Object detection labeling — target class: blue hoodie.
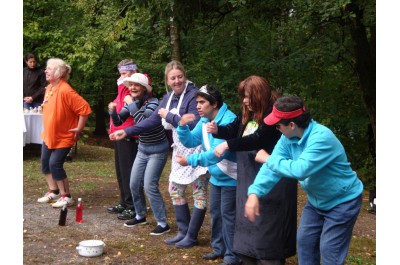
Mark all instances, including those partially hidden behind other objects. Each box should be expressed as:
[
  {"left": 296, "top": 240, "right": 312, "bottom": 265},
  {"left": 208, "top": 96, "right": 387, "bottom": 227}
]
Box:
[
  {"left": 177, "top": 103, "right": 237, "bottom": 187},
  {"left": 248, "top": 120, "right": 363, "bottom": 210}
]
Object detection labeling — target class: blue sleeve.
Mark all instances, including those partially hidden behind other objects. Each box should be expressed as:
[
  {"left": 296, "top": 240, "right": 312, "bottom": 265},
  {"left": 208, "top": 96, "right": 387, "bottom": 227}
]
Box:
[
  {"left": 144, "top": 100, "right": 159, "bottom": 118},
  {"left": 267, "top": 130, "right": 342, "bottom": 180},
  {"left": 165, "top": 93, "right": 200, "bottom": 130},
  {"left": 248, "top": 163, "right": 282, "bottom": 197},
  {"left": 134, "top": 100, "right": 160, "bottom": 123},
  {"left": 187, "top": 110, "right": 237, "bottom": 167},
  {"left": 110, "top": 105, "right": 131, "bottom": 126},
  {"left": 124, "top": 105, "right": 161, "bottom": 137},
  {"left": 123, "top": 97, "right": 166, "bottom": 137},
  {"left": 126, "top": 101, "right": 140, "bottom": 116},
  {"left": 177, "top": 121, "right": 202, "bottom": 148},
  {"left": 186, "top": 134, "right": 230, "bottom": 167}
]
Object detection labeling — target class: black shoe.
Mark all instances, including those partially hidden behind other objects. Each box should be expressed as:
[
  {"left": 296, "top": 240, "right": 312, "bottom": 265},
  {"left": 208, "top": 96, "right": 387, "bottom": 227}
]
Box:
[
  {"left": 107, "top": 204, "right": 126, "bottom": 214},
  {"left": 203, "top": 251, "right": 223, "bottom": 260},
  {"left": 150, "top": 224, "right": 171, "bottom": 236},
  {"left": 368, "top": 207, "right": 376, "bottom": 214},
  {"left": 118, "top": 209, "right": 136, "bottom": 220},
  {"left": 124, "top": 217, "right": 147, "bottom": 228}
]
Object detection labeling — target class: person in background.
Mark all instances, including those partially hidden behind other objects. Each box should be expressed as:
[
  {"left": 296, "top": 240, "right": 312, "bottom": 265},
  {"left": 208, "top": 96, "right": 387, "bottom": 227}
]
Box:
[
  {"left": 23, "top": 53, "right": 47, "bottom": 109},
  {"left": 37, "top": 58, "right": 91, "bottom": 208},
  {"left": 211, "top": 75, "right": 297, "bottom": 265},
  {"left": 176, "top": 84, "right": 241, "bottom": 265},
  {"left": 106, "top": 59, "right": 139, "bottom": 221},
  {"left": 110, "top": 73, "right": 171, "bottom": 236},
  {"left": 109, "top": 60, "right": 209, "bottom": 249},
  {"left": 245, "top": 95, "right": 363, "bottom": 265}
]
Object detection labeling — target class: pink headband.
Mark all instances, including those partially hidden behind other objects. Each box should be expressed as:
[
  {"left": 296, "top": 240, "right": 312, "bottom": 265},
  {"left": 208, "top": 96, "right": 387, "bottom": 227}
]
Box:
[
  {"left": 264, "top": 105, "right": 306, "bottom": 125},
  {"left": 272, "top": 105, "right": 305, "bottom": 119},
  {"left": 118, "top": 64, "right": 138, "bottom": 71}
]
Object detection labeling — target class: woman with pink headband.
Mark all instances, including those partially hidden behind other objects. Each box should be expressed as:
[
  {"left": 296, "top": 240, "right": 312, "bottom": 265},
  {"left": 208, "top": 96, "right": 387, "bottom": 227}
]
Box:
[
  {"left": 106, "top": 59, "right": 140, "bottom": 221},
  {"left": 245, "top": 95, "right": 363, "bottom": 265}
]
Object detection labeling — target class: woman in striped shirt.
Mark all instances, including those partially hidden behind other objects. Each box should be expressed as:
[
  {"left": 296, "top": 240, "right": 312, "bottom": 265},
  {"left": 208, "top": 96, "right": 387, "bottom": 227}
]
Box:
[{"left": 109, "top": 73, "right": 171, "bottom": 236}]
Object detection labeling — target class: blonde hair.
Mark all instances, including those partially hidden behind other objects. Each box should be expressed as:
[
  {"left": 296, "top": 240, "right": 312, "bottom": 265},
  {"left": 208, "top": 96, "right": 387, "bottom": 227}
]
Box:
[
  {"left": 164, "top": 60, "right": 186, "bottom": 92},
  {"left": 118, "top": 59, "right": 135, "bottom": 68},
  {"left": 46, "top": 58, "right": 72, "bottom": 81}
]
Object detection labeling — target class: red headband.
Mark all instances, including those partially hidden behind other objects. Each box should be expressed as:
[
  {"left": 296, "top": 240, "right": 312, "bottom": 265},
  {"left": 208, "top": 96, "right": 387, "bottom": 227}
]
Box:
[{"left": 264, "top": 105, "right": 306, "bottom": 125}]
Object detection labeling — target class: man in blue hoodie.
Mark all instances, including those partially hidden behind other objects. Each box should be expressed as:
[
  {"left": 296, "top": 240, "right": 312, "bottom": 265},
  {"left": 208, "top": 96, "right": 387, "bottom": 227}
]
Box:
[
  {"left": 176, "top": 84, "right": 241, "bottom": 265},
  {"left": 245, "top": 95, "right": 364, "bottom": 265}
]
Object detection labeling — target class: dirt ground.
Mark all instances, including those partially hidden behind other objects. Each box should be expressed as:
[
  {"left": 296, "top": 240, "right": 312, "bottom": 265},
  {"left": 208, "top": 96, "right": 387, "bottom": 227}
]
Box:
[{"left": 22, "top": 137, "right": 376, "bottom": 264}]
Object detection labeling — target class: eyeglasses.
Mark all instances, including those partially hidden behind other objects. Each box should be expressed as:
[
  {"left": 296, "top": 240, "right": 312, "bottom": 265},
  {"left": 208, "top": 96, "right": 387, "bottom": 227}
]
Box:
[{"left": 275, "top": 123, "right": 282, "bottom": 129}]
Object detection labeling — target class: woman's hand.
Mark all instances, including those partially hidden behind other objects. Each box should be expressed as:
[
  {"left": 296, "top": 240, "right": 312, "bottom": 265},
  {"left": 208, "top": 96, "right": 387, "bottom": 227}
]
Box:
[
  {"left": 175, "top": 155, "right": 188, "bottom": 166},
  {"left": 108, "top": 102, "right": 117, "bottom": 112},
  {"left": 214, "top": 141, "right": 228, "bottom": 158},
  {"left": 24, "top": 97, "right": 33, "bottom": 103},
  {"left": 109, "top": 130, "right": 127, "bottom": 141},
  {"left": 206, "top": 121, "right": 218, "bottom": 134},
  {"left": 244, "top": 194, "right": 260, "bottom": 223},
  {"left": 69, "top": 127, "right": 82, "bottom": 141},
  {"left": 124, "top": 95, "right": 133, "bottom": 105},
  {"left": 179, "top": 114, "right": 196, "bottom": 126},
  {"left": 158, "top": 108, "right": 169, "bottom": 119},
  {"left": 255, "top": 149, "right": 270, "bottom": 163},
  {"left": 69, "top": 115, "right": 89, "bottom": 140}
]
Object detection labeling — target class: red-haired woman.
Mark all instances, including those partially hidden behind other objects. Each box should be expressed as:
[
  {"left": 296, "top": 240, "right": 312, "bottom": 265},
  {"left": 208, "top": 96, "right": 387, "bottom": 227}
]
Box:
[{"left": 210, "top": 75, "right": 297, "bottom": 264}]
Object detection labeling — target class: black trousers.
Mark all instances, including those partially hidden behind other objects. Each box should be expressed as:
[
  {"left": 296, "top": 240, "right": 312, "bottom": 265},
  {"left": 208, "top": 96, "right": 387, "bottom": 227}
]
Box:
[{"left": 114, "top": 138, "right": 138, "bottom": 211}]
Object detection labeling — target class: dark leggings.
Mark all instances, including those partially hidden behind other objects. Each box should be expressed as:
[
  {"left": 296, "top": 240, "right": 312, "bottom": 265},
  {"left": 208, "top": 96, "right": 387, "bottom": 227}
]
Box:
[{"left": 41, "top": 143, "right": 72, "bottom": 181}]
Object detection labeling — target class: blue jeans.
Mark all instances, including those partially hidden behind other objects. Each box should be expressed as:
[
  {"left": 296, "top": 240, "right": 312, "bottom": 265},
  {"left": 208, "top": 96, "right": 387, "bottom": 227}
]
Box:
[
  {"left": 130, "top": 142, "right": 169, "bottom": 224},
  {"left": 209, "top": 183, "right": 240, "bottom": 264},
  {"left": 41, "top": 143, "right": 72, "bottom": 181},
  {"left": 297, "top": 194, "right": 362, "bottom": 265}
]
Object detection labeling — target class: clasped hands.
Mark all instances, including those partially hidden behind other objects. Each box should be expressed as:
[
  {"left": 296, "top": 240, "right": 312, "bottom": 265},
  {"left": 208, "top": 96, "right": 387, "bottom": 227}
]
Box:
[
  {"left": 109, "top": 130, "right": 127, "bottom": 141},
  {"left": 23, "top": 97, "right": 33, "bottom": 103}
]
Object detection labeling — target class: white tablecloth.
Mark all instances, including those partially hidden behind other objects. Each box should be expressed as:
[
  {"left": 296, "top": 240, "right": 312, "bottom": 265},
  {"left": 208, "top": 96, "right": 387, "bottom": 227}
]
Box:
[{"left": 23, "top": 113, "right": 43, "bottom": 146}]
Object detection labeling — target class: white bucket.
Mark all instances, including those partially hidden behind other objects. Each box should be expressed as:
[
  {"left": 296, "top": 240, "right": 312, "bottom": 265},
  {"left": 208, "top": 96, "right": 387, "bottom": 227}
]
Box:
[{"left": 76, "top": 239, "right": 106, "bottom": 257}]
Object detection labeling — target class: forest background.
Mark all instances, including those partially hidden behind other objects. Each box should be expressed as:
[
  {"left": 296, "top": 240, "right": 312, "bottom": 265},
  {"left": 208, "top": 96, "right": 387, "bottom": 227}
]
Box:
[
  {"left": 8, "top": 0, "right": 383, "bottom": 262},
  {"left": 22, "top": 0, "right": 376, "bottom": 192}
]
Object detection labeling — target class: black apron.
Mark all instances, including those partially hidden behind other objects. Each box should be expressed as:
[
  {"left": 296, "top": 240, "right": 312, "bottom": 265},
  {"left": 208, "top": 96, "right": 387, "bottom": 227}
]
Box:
[{"left": 233, "top": 135, "right": 297, "bottom": 260}]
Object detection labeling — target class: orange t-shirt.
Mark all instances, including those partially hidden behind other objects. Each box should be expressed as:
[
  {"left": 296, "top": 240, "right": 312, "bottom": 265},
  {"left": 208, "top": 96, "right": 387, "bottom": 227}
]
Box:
[{"left": 41, "top": 80, "right": 92, "bottom": 149}]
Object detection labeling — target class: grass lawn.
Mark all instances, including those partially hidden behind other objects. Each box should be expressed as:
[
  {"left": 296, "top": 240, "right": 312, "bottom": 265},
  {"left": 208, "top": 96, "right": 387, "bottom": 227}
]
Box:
[{"left": 23, "top": 142, "right": 376, "bottom": 264}]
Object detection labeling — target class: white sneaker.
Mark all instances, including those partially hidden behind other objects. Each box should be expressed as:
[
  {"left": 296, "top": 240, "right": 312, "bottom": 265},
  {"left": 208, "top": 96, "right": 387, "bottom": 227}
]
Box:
[
  {"left": 37, "top": 191, "right": 60, "bottom": 203},
  {"left": 52, "top": 196, "right": 75, "bottom": 208}
]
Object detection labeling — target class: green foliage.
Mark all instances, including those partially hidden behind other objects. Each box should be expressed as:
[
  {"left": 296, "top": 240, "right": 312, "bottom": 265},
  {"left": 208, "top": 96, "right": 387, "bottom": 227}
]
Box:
[{"left": 23, "top": 0, "right": 375, "bottom": 187}]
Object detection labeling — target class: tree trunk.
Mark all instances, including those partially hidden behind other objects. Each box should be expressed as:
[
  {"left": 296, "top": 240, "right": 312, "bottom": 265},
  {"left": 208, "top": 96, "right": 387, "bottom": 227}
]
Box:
[
  {"left": 93, "top": 95, "right": 108, "bottom": 136},
  {"left": 170, "top": 16, "right": 181, "bottom": 62},
  {"left": 345, "top": 3, "right": 376, "bottom": 157}
]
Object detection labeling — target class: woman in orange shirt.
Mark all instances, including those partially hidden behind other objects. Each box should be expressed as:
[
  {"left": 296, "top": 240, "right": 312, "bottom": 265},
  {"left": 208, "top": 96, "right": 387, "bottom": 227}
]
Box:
[{"left": 37, "top": 58, "right": 92, "bottom": 208}]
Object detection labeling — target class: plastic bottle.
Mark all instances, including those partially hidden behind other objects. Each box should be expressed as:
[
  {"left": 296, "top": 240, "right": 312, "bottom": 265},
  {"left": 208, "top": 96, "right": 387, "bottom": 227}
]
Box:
[
  {"left": 58, "top": 205, "right": 68, "bottom": 226},
  {"left": 76, "top": 198, "right": 83, "bottom": 223}
]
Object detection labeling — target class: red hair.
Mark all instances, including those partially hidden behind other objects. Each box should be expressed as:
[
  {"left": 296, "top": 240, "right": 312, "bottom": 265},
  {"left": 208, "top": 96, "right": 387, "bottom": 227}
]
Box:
[{"left": 238, "top": 75, "right": 278, "bottom": 125}]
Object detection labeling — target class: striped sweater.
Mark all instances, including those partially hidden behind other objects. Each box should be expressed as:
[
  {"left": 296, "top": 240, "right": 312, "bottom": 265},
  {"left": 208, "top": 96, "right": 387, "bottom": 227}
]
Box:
[{"left": 110, "top": 97, "right": 166, "bottom": 144}]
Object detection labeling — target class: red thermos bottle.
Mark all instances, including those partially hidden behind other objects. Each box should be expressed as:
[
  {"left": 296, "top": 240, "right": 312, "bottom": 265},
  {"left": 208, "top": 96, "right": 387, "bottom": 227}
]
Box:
[{"left": 76, "top": 198, "right": 83, "bottom": 223}]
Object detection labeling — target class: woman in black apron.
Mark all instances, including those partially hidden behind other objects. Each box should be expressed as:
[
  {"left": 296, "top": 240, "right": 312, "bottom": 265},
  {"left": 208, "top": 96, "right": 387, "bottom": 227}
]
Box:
[{"left": 211, "top": 75, "right": 297, "bottom": 265}]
